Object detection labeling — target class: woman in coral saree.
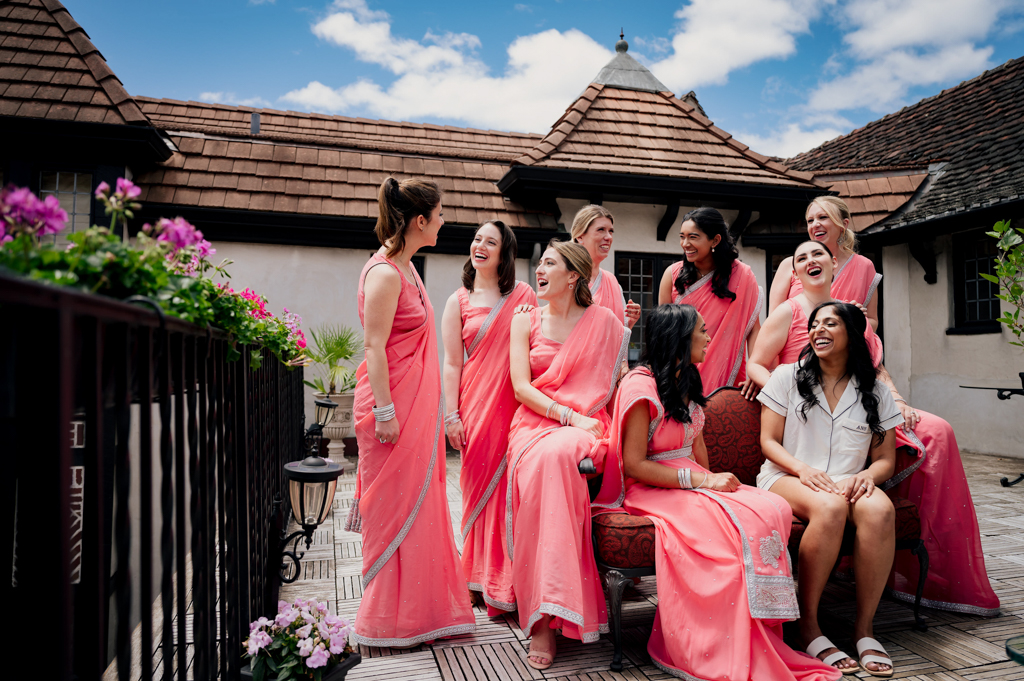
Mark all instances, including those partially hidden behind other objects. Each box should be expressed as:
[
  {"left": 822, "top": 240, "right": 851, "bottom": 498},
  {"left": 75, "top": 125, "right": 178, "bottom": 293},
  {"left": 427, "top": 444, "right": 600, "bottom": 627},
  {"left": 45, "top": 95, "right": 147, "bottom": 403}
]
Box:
[
  {"left": 570, "top": 204, "right": 641, "bottom": 329},
  {"left": 658, "top": 207, "right": 762, "bottom": 395},
  {"left": 754, "top": 236, "right": 999, "bottom": 617},
  {"left": 596, "top": 304, "right": 839, "bottom": 681},
  {"left": 442, "top": 220, "right": 536, "bottom": 615},
  {"left": 507, "top": 240, "right": 629, "bottom": 669},
  {"left": 348, "top": 177, "right": 476, "bottom": 646}
]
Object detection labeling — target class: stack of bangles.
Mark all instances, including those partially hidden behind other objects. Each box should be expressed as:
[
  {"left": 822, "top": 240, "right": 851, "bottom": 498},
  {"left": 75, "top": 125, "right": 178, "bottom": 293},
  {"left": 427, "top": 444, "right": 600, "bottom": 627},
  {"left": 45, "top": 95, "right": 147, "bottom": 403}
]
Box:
[
  {"left": 545, "top": 400, "right": 578, "bottom": 426},
  {"left": 677, "top": 468, "right": 708, "bottom": 490},
  {"left": 372, "top": 403, "right": 396, "bottom": 422},
  {"left": 444, "top": 410, "right": 461, "bottom": 426}
]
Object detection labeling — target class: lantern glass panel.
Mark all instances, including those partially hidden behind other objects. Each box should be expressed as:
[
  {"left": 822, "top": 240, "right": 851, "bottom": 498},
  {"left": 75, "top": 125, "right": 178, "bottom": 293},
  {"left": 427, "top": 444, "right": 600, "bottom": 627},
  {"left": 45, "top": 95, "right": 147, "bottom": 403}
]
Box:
[{"left": 289, "top": 478, "right": 338, "bottom": 527}]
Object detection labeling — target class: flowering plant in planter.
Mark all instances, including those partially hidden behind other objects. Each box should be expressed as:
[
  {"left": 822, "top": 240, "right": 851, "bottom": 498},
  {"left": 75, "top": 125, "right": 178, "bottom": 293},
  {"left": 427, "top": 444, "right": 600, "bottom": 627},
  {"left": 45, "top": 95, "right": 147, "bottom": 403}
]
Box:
[
  {"left": 0, "top": 181, "right": 306, "bottom": 368},
  {"left": 243, "top": 598, "right": 357, "bottom": 681}
]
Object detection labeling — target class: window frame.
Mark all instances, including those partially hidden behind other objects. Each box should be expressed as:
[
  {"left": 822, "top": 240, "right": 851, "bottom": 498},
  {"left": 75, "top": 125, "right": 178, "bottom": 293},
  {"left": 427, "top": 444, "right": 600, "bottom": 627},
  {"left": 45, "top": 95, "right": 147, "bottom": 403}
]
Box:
[
  {"left": 613, "top": 251, "right": 683, "bottom": 363},
  {"left": 948, "top": 229, "right": 1002, "bottom": 335}
]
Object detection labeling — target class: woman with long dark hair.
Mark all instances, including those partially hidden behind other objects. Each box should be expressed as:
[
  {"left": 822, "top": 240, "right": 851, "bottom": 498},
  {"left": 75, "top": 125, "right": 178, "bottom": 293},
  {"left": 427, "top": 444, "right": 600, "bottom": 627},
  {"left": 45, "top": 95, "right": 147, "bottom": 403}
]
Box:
[
  {"left": 441, "top": 220, "right": 536, "bottom": 615},
  {"left": 657, "top": 207, "right": 762, "bottom": 397},
  {"left": 594, "top": 304, "right": 840, "bottom": 681},
  {"left": 348, "top": 176, "right": 475, "bottom": 647},
  {"left": 750, "top": 240, "right": 999, "bottom": 619},
  {"left": 759, "top": 302, "right": 902, "bottom": 677},
  {"left": 507, "top": 239, "right": 630, "bottom": 668},
  {"left": 570, "top": 205, "right": 641, "bottom": 328}
]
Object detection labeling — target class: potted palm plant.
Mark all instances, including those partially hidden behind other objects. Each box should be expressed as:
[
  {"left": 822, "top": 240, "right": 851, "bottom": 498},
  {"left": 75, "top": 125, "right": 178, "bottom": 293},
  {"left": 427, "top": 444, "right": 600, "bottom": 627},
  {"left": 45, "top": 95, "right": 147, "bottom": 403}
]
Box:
[{"left": 304, "top": 324, "right": 362, "bottom": 464}]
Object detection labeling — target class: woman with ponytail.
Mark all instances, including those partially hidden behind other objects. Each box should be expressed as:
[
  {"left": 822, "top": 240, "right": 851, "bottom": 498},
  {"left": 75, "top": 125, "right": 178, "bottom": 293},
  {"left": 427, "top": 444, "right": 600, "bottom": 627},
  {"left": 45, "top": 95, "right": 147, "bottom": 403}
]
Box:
[
  {"left": 348, "top": 177, "right": 475, "bottom": 647},
  {"left": 595, "top": 304, "right": 839, "bottom": 681},
  {"left": 441, "top": 220, "right": 536, "bottom": 615},
  {"left": 657, "top": 207, "right": 763, "bottom": 397},
  {"left": 758, "top": 302, "right": 902, "bottom": 677},
  {"left": 506, "top": 239, "right": 630, "bottom": 668},
  {"left": 570, "top": 205, "right": 642, "bottom": 328}
]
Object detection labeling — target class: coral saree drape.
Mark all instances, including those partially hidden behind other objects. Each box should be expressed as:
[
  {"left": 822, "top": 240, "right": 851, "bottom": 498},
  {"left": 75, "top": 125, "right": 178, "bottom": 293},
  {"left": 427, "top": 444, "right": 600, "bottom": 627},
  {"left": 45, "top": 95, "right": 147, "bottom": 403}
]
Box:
[{"left": 348, "top": 253, "right": 476, "bottom": 646}]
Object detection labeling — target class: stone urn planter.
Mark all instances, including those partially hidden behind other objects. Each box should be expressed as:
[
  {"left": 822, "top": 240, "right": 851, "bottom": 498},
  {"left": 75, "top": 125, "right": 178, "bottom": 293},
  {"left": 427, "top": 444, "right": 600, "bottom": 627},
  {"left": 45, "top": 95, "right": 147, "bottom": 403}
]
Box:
[
  {"left": 241, "top": 652, "right": 361, "bottom": 681},
  {"left": 316, "top": 391, "right": 355, "bottom": 467}
]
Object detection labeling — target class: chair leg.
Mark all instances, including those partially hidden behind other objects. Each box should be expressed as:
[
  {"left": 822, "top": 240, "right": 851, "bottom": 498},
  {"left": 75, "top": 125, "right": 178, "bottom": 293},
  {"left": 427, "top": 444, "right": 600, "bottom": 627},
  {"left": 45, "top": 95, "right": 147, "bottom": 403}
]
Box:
[
  {"left": 604, "top": 569, "right": 630, "bottom": 672},
  {"left": 911, "top": 540, "right": 929, "bottom": 632}
]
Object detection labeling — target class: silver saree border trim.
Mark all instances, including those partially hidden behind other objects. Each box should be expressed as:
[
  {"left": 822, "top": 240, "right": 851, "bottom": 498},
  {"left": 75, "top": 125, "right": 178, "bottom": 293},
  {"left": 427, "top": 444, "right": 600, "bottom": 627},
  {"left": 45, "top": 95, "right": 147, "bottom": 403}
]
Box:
[
  {"left": 466, "top": 292, "right": 510, "bottom": 358},
  {"left": 880, "top": 426, "right": 926, "bottom": 490},
  {"left": 883, "top": 586, "right": 1001, "bottom": 616},
  {"left": 362, "top": 395, "right": 444, "bottom": 589},
  {"left": 351, "top": 621, "right": 477, "bottom": 648},
  {"left": 468, "top": 582, "right": 517, "bottom": 612},
  {"left": 694, "top": 489, "right": 800, "bottom": 620},
  {"left": 589, "top": 269, "right": 603, "bottom": 295},
  {"left": 505, "top": 426, "right": 561, "bottom": 560},
  {"left": 462, "top": 457, "right": 507, "bottom": 541},
  {"left": 650, "top": 655, "right": 716, "bottom": 681},
  {"left": 648, "top": 446, "right": 693, "bottom": 462},
  {"left": 525, "top": 603, "right": 606, "bottom": 644},
  {"left": 588, "top": 326, "right": 631, "bottom": 417},
  {"left": 676, "top": 269, "right": 714, "bottom": 304},
  {"left": 865, "top": 272, "right": 883, "bottom": 306}
]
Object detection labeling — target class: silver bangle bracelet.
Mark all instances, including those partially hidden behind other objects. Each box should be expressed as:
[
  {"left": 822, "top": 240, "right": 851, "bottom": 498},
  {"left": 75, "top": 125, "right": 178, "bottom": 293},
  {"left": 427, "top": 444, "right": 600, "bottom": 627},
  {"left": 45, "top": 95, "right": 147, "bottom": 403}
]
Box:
[
  {"left": 677, "top": 468, "right": 692, "bottom": 489},
  {"left": 444, "top": 410, "right": 461, "bottom": 426},
  {"left": 372, "top": 403, "right": 396, "bottom": 422},
  {"left": 893, "top": 397, "right": 907, "bottom": 404},
  {"left": 545, "top": 400, "right": 558, "bottom": 420},
  {"left": 693, "top": 471, "right": 708, "bottom": 490}
]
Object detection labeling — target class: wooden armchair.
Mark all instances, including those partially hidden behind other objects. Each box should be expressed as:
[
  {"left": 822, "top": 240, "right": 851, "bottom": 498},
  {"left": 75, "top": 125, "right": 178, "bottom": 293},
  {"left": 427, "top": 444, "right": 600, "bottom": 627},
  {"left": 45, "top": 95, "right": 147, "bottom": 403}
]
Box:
[{"left": 584, "top": 386, "right": 930, "bottom": 672}]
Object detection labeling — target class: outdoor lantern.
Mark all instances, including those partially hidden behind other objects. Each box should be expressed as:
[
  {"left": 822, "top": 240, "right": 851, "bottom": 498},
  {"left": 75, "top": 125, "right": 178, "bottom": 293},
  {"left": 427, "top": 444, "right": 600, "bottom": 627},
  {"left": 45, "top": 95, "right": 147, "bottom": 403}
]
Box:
[
  {"left": 284, "top": 455, "right": 344, "bottom": 529},
  {"left": 313, "top": 398, "right": 338, "bottom": 429}
]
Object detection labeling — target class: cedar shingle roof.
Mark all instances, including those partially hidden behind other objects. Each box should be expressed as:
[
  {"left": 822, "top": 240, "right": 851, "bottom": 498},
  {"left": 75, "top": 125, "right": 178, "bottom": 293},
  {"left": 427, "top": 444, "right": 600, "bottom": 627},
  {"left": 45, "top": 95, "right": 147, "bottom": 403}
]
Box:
[
  {"left": 137, "top": 97, "right": 541, "bottom": 163},
  {"left": 814, "top": 170, "right": 929, "bottom": 232},
  {"left": 133, "top": 99, "right": 556, "bottom": 229},
  {"left": 0, "top": 0, "right": 148, "bottom": 125},
  {"left": 788, "top": 56, "right": 1024, "bottom": 230},
  {"left": 513, "top": 83, "right": 821, "bottom": 190}
]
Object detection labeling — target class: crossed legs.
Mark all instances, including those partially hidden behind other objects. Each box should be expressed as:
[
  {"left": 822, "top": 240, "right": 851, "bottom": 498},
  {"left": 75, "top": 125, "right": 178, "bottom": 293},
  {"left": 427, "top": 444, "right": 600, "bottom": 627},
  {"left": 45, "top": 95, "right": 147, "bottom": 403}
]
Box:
[{"left": 771, "top": 476, "right": 895, "bottom": 674}]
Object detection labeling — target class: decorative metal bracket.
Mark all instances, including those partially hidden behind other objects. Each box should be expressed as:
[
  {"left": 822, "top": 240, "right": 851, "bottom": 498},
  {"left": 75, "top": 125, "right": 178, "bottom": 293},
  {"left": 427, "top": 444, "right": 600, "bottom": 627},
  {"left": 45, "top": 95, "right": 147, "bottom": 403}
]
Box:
[{"left": 278, "top": 526, "right": 316, "bottom": 584}]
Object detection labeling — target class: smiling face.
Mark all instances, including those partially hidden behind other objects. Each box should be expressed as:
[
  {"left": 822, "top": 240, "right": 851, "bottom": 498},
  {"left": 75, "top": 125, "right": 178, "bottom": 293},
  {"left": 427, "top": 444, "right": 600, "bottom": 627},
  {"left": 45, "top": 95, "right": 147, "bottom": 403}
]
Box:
[
  {"left": 418, "top": 202, "right": 444, "bottom": 246},
  {"left": 576, "top": 217, "right": 614, "bottom": 266},
  {"left": 808, "top": 305, "right": 849, "bottom": 361},
  {"left": 535, "top": 246, "right": 577, "bottom": 301},
  {"left": 469, "top": 222, "right": 502, "bottom": 273},
  {"left": 805, "top": 201, "right": 846, "bottom": 248},
  {"left": 678, "top": 219, "right": 720, "bottom": 264},
  {"left": 793, "top": 241, "right": 836, "bottom": 290},
  {"left": 689, "top": 312, "right": 711, "bottom": 364}
]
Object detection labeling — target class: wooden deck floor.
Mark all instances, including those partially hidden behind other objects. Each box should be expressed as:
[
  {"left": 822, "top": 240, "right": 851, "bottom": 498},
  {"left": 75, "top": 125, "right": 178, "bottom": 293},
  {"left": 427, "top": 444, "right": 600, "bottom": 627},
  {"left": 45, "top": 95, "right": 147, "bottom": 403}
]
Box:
[{"left": 277, "top": 451, "right": 1024, "bottom": 681}]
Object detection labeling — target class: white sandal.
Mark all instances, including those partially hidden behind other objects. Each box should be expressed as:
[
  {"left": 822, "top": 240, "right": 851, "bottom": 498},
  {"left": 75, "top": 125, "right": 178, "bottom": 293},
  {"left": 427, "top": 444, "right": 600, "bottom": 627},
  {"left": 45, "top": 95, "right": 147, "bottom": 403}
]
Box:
[
  {"left": 856, "top": 637, "right": 893, "bottom": 678},
  {"left": 806, "top": 635, "right": 860, "bottom": 675}
]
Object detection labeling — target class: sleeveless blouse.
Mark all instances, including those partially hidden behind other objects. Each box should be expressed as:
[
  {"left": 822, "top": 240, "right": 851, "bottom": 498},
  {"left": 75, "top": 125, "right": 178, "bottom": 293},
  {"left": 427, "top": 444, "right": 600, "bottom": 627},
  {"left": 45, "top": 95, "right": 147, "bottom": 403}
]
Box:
[{"left": 528, "top": 313, "right": 563, "bottom": 380}]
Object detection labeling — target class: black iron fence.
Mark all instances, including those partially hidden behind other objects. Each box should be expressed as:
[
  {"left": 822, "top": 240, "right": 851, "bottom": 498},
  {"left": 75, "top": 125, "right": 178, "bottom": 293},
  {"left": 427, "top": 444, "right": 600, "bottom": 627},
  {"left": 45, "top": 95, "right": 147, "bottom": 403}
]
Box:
[{"left": 0, "top": 274, "right": 305, "bottom": 680}]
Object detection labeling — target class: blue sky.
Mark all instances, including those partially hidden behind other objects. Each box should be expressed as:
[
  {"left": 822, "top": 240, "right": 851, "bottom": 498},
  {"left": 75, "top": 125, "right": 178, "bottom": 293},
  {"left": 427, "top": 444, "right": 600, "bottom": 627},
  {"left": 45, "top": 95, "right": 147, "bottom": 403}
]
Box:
[{"left": 64, "top": 0, "right": 1024, "bottom": 157}]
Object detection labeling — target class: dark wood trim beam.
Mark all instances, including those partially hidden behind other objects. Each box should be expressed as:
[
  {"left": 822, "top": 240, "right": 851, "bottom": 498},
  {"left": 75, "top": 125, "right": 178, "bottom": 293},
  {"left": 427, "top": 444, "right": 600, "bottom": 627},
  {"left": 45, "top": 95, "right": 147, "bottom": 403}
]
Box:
[
  {"left": 908, "top": 238, "right": 938, "bottom": 284},
  {"left": 0, "top": 116, "right": 172, "bottom": 165},
  {"left": 656, "top": 198, "right": 680, "bottom": 241},
  {"left": 729, "top": 209, "right": 752, "bottom": 239}
]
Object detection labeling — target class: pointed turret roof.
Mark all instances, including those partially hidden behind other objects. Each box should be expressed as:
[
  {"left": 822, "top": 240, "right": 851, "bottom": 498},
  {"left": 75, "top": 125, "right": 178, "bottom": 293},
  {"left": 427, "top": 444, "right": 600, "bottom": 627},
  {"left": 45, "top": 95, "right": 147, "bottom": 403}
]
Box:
[
  {"left": 0, "top": 0, "right": 149, "bottom": 125},
  {"left": 512, "top": 39, "right": 819, "bottom": 190}
]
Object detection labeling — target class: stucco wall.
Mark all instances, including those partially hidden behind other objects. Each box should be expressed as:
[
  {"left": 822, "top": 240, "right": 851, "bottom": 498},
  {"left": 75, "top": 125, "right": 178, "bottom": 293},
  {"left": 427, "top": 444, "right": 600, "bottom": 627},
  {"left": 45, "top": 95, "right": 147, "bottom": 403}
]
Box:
[{"left": 901, "top": 235, "right": 1024, "bottom": 457}]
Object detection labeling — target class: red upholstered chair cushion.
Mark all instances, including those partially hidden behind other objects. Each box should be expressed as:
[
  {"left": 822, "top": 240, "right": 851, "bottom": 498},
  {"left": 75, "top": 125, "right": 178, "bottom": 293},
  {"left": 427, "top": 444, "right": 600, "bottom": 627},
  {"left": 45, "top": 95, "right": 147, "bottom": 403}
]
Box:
[
  {"left": 592, "top": 512, "right": 656, "bottom": 569},
  {"left": 703, "top": 387, "right": 765, "bottom": 486}
]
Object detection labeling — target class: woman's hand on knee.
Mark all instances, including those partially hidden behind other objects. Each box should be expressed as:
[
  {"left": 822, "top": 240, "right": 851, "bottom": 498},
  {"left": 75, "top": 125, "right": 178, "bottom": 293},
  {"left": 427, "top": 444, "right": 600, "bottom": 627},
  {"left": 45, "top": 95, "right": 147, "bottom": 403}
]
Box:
[
  {"left": 572, "top": 414, "right": 604, "bottom": 439},
  {"left": 797, "top": 466, "right": 840, "bottom": 494},
  {"left": 705, "top": 471, "right": 740, "bottom": 492},
  {"left": 838, "top": 471, "right": 876, "bottom": 504}
]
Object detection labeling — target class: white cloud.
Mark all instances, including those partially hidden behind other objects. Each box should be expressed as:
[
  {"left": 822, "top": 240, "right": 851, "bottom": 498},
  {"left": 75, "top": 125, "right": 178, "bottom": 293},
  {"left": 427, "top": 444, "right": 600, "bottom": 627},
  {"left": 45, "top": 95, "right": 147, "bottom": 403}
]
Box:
[
  {"left": 735, "top": 123, "right": 848, "bottom": 158},
  {"left": 199, "top": 92, "right": 273, "bottom": 108},
  {"left": 649, "top": 0, "right": 827, "bottom": 91},
  {"left": 281, "top": 0, "right": 611, "bottom": 132}
]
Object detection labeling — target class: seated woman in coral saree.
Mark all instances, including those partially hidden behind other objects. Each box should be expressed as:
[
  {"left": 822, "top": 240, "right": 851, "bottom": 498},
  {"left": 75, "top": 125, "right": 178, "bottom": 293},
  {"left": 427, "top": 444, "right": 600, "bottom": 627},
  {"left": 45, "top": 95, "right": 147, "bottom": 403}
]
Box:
[
  {"left": 594, "top": 304, "right": 840, "bottom": 681},
  {"left": 348, "top": 177, "right": 476, "bottom": 647},
  {"left": 755, "top": 236, "right": 999, "bottom": 617},
  {"left": 441, "top": 220, "right": 537, "bottom": 615},
  {"left": 507, "top": 240, "right": 629, "bottom": 669},
  {"left": 658, "top": 207, "right": 762, "bottom": 396}
]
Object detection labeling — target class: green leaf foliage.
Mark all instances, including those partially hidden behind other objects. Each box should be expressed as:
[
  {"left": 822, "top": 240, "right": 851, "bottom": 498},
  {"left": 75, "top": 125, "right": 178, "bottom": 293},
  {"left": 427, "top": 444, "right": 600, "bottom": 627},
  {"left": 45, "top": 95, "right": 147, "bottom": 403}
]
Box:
[{"left": 985, "top": 219, "right": 1024, "bottom": 347}]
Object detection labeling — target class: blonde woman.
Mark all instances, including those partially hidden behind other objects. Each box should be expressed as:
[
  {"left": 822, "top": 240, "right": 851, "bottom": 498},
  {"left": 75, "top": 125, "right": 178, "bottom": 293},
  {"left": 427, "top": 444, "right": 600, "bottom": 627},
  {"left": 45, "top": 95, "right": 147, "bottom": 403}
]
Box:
[{"left": 570, "top": 205, "right": 641, "bottom": 328}]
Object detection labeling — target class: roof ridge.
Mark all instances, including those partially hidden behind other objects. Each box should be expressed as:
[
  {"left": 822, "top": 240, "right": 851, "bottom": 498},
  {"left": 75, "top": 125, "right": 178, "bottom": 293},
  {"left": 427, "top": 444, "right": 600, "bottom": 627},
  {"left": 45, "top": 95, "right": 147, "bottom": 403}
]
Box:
[
  {"left": 134, "top": 96, "right": 544, "bottom": 140},
  {"left": 161, "top": 124, "right": 522, "bottom": 163},
  {"left": 790, "top": 54, "right": 1024, "bottom": 165},
  {"left": 36, "top": 0, "right": 150, "bottom": 125},
  {"left": 512, "top": 83, "right": 605, "bottom": 167}
]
